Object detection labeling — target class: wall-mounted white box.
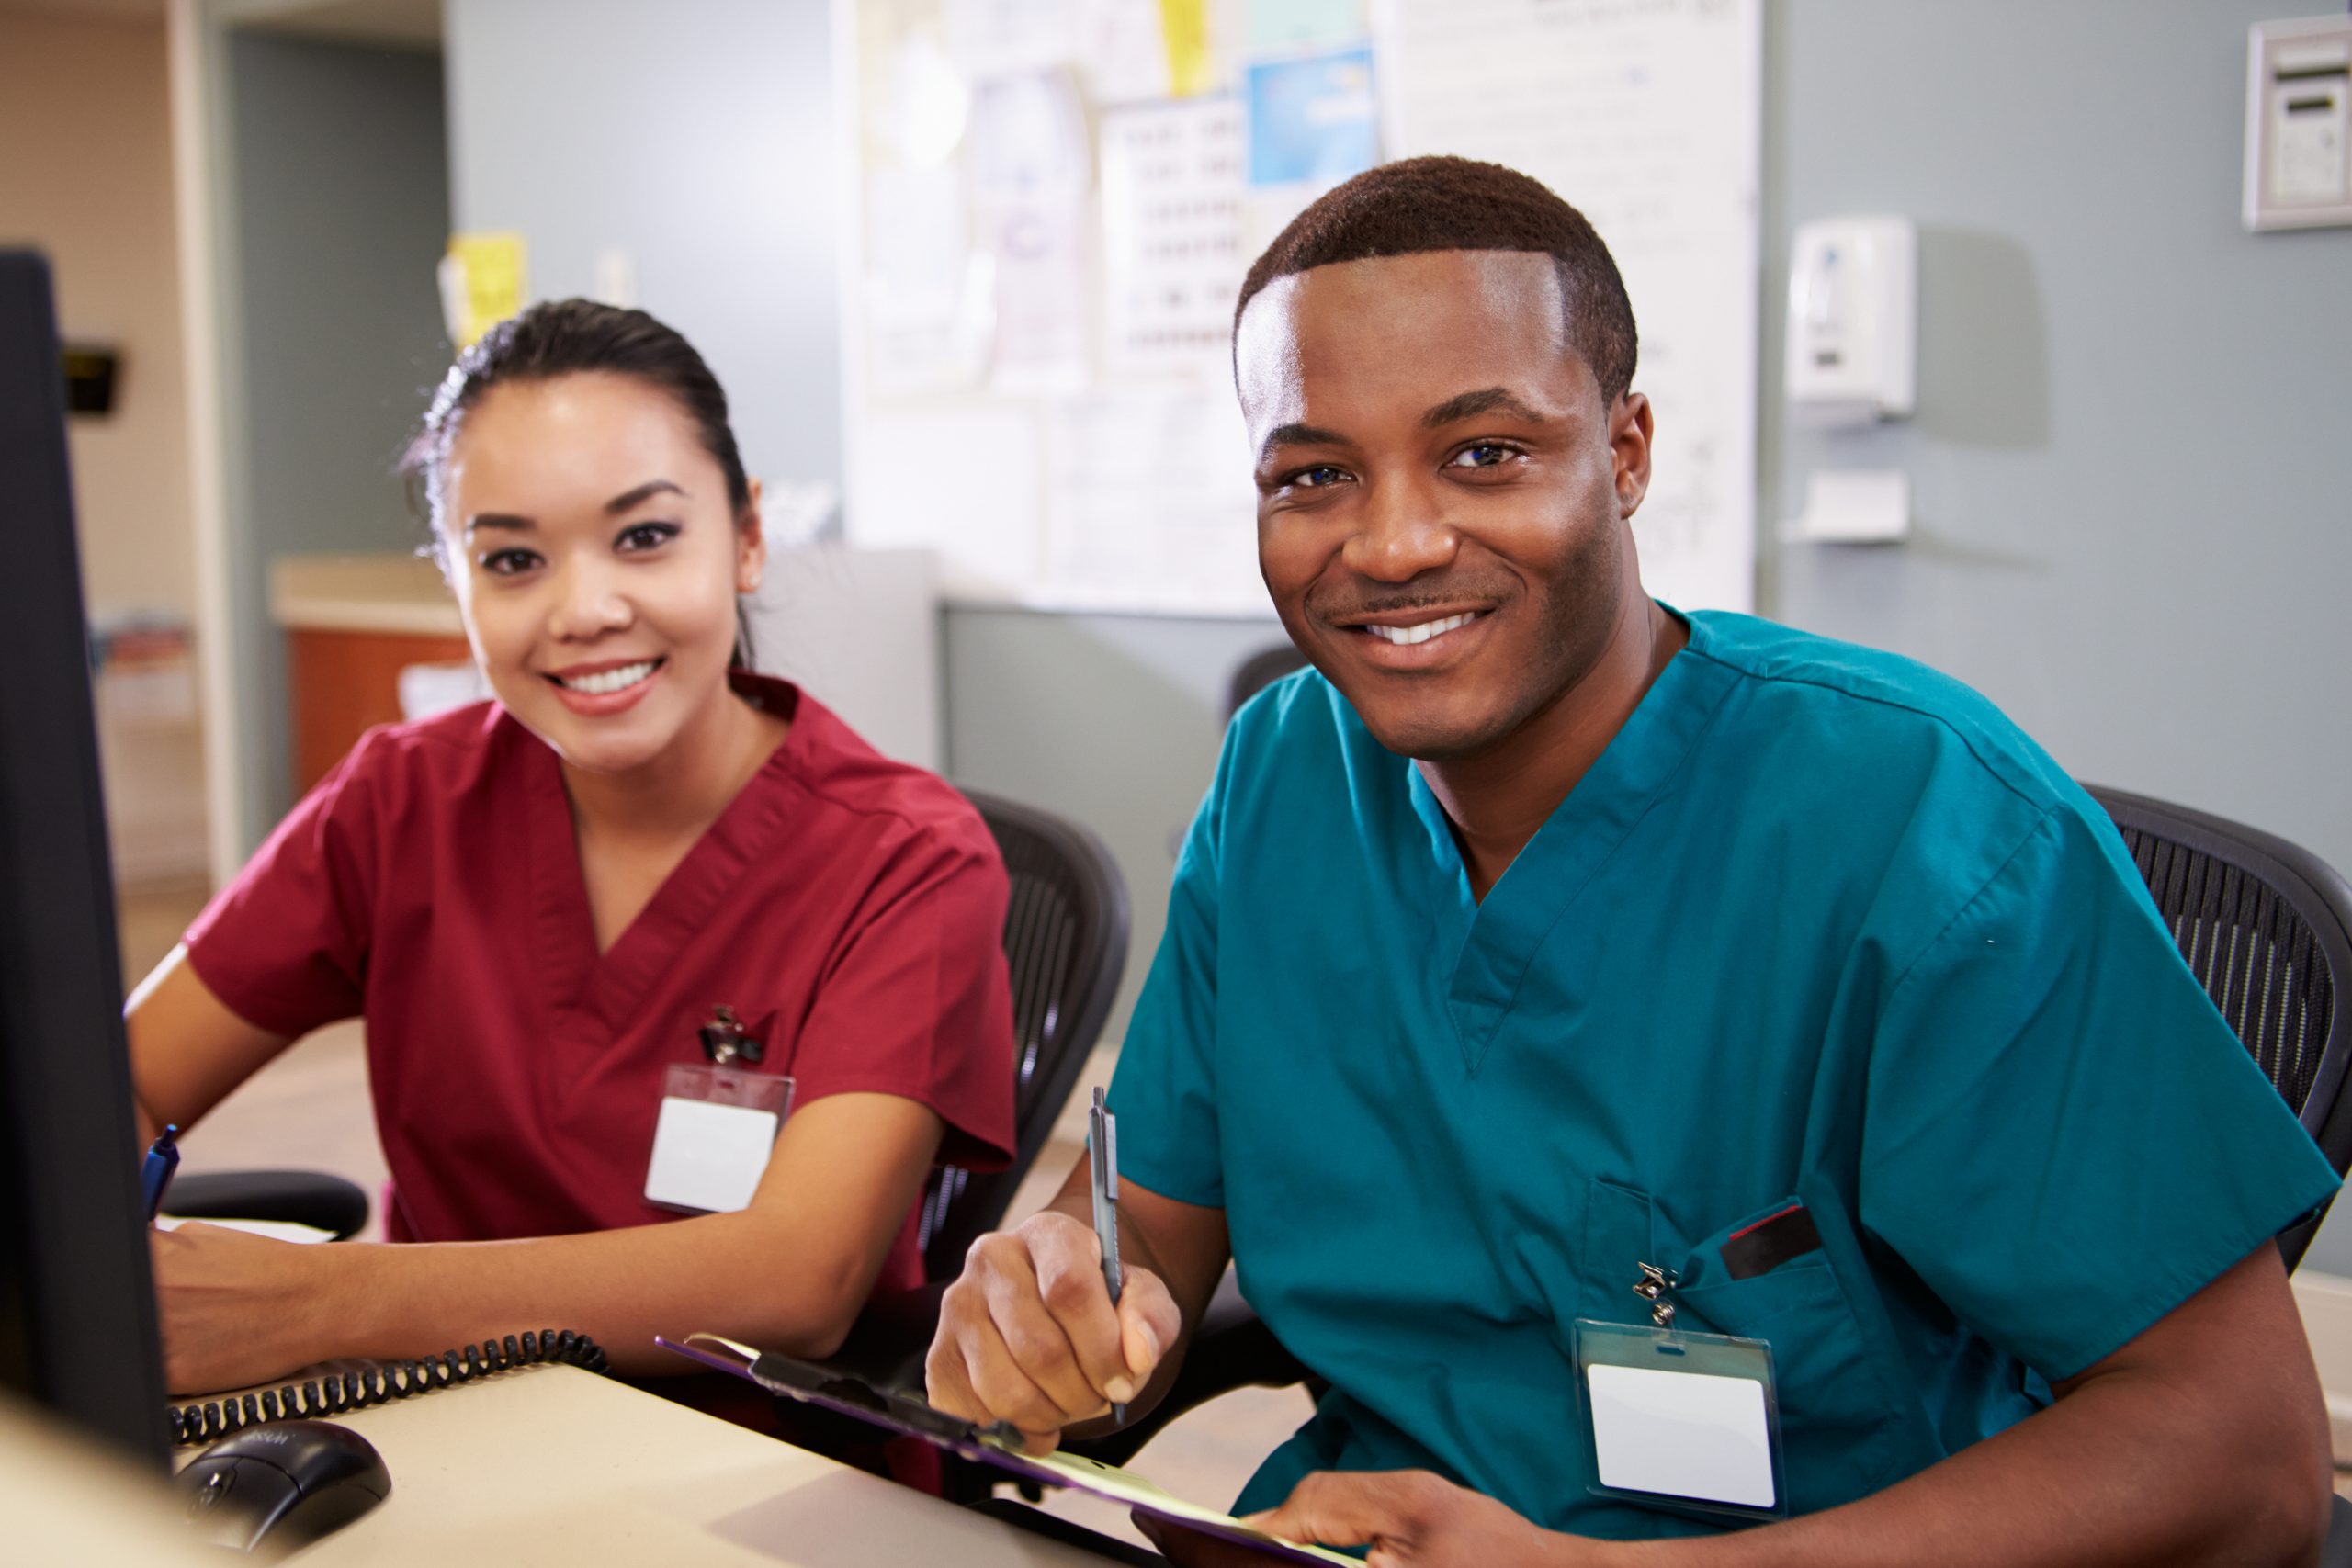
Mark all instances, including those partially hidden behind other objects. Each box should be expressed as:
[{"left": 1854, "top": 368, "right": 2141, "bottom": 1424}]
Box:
[
  {"left": 1785, "top": 217, "right": 1916, "bottom": 431},
  {"left": 2245, "top": 16, "right": 2352, "bottom": 231}
]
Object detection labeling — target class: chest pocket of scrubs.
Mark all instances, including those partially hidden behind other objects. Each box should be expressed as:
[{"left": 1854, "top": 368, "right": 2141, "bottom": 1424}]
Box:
[{"left": 1673, "top": 1199, "right": 1905, "bottom": 1517}]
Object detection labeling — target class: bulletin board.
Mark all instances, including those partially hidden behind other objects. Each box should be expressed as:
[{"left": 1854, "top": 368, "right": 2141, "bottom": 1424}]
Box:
[{"left": 838, "top": 0, "right": 1761, "bottom": 616}]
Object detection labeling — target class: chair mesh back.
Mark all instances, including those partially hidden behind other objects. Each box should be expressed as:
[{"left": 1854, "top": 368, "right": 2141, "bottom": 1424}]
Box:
[
  {"left": 1227, "top": 644, "right": 1308, "bottom": 723},
  {"left": 2088, "top": 785, "right": 2352, "bottom": 1273},
  {"left": 914, "top": 794, "right": 1127, "bottom": 1280},
  {"left": 996, "top": 823, "right": 1084, "bottom": 1127},
  {"left": 2115, "top": 825, "right": 2337, "bottom": 1120}
]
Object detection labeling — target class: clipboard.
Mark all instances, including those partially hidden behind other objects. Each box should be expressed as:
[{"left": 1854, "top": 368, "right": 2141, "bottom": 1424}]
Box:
[{"left": 656, "top": 1333, "right": 1359, "bottom": 1565}]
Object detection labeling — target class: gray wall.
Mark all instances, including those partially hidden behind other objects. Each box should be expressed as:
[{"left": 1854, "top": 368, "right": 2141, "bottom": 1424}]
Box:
[
  {"left": 1764, "top": 0, "right": 2351, "bottom": 876},
  {"left": 944, "top": 609, "right": 1283, "bottom": 1045},
  {"left": 441, "top": 0, "right": 842, "bottom": 496},
  {"left": 1758, "top": 1, "right": 2352, "bottom": 1269},
  {"left": 220, "top": 30, "right": 450, "bottom": 840}
]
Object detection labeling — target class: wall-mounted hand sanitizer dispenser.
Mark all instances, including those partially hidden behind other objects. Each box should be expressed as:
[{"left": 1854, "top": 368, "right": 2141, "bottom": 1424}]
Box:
[{"left": 1785, "top": 217, "right": 1916, "bottom": 430}]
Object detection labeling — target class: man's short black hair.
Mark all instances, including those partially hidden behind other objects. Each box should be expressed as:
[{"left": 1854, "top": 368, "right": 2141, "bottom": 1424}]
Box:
[{"left": 1235, "top": 155, "right": 1639, "bottom": 405}]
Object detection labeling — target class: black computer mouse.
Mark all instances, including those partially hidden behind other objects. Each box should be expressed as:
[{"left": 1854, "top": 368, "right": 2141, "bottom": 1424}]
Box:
[{"left": 174, "top": 1419, "right": 391, "bottom": 1554}]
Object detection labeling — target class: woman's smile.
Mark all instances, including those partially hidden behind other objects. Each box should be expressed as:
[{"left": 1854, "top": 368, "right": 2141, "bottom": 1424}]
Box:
[{"left": 544, "top": 655, "right": 667, "bottom": 715}]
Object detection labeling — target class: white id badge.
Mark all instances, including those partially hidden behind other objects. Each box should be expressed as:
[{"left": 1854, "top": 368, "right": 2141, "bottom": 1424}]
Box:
[
  {"left": 643, "top": 1063, "right": 794, "bottom": 1214},
  {"left": 1575, "top": 1316, "right": 1786, "bottom": 1521}
]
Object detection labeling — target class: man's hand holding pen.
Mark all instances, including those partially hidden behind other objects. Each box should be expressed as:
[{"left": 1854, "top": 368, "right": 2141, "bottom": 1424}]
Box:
[{"left": 925, "top": 1206, "right": 1180, "bottom": 1454}]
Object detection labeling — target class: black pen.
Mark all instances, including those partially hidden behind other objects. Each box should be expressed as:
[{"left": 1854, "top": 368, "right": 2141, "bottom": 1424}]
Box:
[
  {"left": 1088, "top": 1086, "right": 1125, "bottom": 1424},
  {"left": 141, "top": 1123, "right": 180, "bottom": 1223}
]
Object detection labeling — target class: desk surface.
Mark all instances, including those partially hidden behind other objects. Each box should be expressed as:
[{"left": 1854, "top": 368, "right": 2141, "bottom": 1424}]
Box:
[{"left": 252, "top": 1365, "right": 1120, "bottom": 1566}]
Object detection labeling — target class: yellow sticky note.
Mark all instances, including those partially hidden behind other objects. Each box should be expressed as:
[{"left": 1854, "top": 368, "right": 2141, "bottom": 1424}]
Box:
[
  {"left": 1159, "top": 0, "right": 1214, "bottom": 96},
  {"left": 440, "top": 231, "right": 528, "bottom": 349}
]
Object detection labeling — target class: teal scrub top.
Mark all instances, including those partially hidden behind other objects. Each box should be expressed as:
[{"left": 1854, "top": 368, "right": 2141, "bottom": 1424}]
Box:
[{"left": 1107, "top": 608, "right": 2338, "bottom": 1540}]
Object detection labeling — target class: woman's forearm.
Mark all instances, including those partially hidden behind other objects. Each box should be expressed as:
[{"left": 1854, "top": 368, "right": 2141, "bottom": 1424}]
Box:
[
  {"left": 157, "top": 1092, "right": 944, "bottom": 1393},
  {"left": 322, "top": 1206, "right": 870, "bottom": 1376}
]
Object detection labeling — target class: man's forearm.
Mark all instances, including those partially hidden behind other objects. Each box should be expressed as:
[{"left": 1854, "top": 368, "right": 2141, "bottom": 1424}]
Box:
[{"left": 1606, "top": 1363, "right": 2325, "bottom": 1568}]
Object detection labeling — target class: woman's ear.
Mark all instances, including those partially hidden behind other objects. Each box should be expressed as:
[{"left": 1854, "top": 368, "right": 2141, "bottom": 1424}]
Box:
[{"left": 736, "top": 477, "right": 767, "bottom": 595}]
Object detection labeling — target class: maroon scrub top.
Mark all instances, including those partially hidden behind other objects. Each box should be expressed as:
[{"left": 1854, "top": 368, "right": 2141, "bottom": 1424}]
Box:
[{"left": 183, "top": 676, "right": 1015, "bottom": 1296}]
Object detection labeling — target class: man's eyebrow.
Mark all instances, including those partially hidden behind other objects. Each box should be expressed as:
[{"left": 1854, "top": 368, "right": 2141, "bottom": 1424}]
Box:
[
  {"left": 1421, "top": 388, "right": 1548, "bottom": 428},
  {"left": 605, "top": 479, "right": 686, "bottom": 514},
  {"left": 1258, "top": 422, "right": 1350, "bottom": 462}
]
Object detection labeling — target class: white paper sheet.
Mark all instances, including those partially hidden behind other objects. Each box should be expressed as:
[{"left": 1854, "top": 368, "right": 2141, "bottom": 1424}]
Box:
[
  {"left": 1371, "top": 0, "right": 1760, "bottom": 613},
  {"left": 863, "top": 164, "right": 991, "bottom": 396},
  {"left": 1101, "top": 97, "right": 1250, "bottom": 379},
  {"left": 969, "top": 70, "right": 1094, "bottom": 393},
  {"left": 1041, "top": 389, "right": 1265, "bottom": 612},
  {"left": 156, "top": 1214, "right": 334, "bottom": 1245},
  {"left": 851, "top": 401, "right": 1044, "bottom": 600}
]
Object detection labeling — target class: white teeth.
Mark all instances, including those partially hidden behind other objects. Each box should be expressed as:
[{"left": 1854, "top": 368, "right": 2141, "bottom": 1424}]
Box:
[
  {"left": 1365, "top": 613, "right": 1477, "bottom": 647},
  {"left": 558, "top": 660, "right": 656, "bottom": 695}
]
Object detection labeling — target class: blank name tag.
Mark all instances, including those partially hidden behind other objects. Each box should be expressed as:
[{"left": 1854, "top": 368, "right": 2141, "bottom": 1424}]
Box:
[
  {"left": 1588, "top": 1362, "right": 1775, "bottom": 1508},
  {"left": 645, "top": 1098, "right": 778, "bottom": 1213},
  {"left": 1576, "top": 1315, "right": 1783, "bottom": 1519}
]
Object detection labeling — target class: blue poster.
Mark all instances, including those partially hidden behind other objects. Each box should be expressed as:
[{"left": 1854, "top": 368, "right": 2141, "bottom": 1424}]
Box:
[{"left": 1246, "top": 46, "right": 1379, "bottom": 187}]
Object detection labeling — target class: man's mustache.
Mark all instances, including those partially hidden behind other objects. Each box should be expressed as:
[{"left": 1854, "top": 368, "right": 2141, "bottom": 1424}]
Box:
[{"left": 1307, "top": 580, "right": 1513, "bottom": 621}]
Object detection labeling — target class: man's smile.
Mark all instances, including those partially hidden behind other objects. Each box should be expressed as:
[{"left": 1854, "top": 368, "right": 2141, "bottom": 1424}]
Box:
[
  {"left": 1363, "top": 611, "right": 1484, "bottom": 647},
  {"left": 1330, "top": 605, "right": 1498, "bottom": 669}
]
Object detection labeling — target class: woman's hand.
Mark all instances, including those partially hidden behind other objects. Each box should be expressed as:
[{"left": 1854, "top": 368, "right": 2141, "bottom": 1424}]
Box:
[
  {"left": 1136, "top": 1471, "right": 1624, "bottom": 1568},
  {"left": 150, "top": 1223, "right": 356, "bottom": 1394}
]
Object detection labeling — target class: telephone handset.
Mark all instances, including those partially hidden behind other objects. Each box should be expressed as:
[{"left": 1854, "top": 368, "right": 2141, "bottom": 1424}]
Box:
[{"left": 167, "top": 1328, "right": 609, "bottom": 1446}]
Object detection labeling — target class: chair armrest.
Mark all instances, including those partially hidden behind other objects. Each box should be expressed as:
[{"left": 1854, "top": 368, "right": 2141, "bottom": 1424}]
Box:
[
  {"left": 164, "top": 1169, "right": 370, "bottom": 1240},
  {"left": 2324, "top": 1494, "right": 2352, "bottom": 1568},
  {"left": 813, "top": 1278, "right": 949, "bottom": 1393}
]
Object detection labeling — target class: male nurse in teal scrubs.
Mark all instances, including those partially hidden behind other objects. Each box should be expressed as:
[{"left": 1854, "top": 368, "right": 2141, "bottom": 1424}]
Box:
[{"left": 927, "top": 156, "right": 2341, "bottom": 1564}]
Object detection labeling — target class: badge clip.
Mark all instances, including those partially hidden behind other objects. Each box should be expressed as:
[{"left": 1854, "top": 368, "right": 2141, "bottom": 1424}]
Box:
[
  {"left": 698, "top": 1004, "right": 764, "bottom": 1066},
  {"left": 1632, "top": 1260, "right": 1679, "bottom": 1331}
]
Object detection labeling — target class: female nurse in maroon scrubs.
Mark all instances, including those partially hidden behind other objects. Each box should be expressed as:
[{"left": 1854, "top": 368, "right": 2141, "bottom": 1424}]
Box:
[{"left": 127, "top": 301, "right": 1014, "bottom": 1398}]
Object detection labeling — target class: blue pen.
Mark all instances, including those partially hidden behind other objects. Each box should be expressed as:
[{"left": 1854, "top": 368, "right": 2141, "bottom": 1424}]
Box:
[
  {"left": 141, "top": 1123, "right": 180, "bottom": 1222},
  {"left": 1088, "top": 1087, "right": 1125, "bottom": 1424}
]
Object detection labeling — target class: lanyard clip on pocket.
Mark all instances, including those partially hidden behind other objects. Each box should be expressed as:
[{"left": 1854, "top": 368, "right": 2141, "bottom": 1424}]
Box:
[{"left": 1632, "top": 1261, "right": 1679, "bottom": 1331}]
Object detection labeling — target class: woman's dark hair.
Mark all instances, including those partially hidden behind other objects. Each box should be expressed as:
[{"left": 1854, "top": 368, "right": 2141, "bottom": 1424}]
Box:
[{"left": 404, "top": 299, "right": 758, "bottom": 668}]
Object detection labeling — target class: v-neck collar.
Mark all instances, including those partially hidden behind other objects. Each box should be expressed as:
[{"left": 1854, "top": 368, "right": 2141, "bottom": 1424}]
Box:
[
  {"left": 523, "top": 680, "right": 808, "bottom": 1046},
  {"left": 1404, "top": 607, "right": 1740, "bottom": 1077}
]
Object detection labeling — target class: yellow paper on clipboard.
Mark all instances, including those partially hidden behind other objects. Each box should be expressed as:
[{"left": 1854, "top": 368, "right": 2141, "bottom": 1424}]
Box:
[{"left": 439, "top": 231, "right": 527, "bottom": 348}]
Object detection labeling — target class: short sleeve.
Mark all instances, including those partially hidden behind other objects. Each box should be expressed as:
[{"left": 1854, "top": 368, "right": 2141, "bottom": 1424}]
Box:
[
  {"left": 1860, "top": 802, "right": 2340, "bottom": 1380},
  {"left": 182, "top": 736, "right": 382, "bottom": 1038},
  {"left": 1106, "top": 730, "right": 1231, "bottom": 1209},
  {"left": 790, "top": 823, "right": 1017, "bottom": 1170}
]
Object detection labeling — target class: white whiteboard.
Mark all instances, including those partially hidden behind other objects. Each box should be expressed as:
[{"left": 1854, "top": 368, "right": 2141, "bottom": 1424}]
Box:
[{"left": 839, "top": 0, "right": 1759, "bottom": 616}]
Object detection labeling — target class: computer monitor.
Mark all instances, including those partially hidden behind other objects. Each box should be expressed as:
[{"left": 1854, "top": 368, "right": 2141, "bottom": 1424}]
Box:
[{"left": 0, "top": 249, "right": 171, "bottom": 1466}]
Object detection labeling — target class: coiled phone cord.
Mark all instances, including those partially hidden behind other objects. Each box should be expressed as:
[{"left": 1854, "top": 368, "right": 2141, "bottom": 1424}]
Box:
[{"left": 166, "top": 1328, "right": 610, "bottom": 1447}]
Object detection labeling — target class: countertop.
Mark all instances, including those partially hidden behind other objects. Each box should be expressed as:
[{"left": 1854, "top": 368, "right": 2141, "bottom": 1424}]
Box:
[{"left": 270, "top": 554, "right": 463, "bottom": 637}]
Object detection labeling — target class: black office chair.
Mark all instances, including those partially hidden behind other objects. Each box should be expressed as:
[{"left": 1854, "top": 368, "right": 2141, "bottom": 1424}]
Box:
[
  {"left": 1068, "top": 785, "right": 2352, "bottom": 1497},
  {"left": 1227, "top": 644, "right": 1308, "bottom": 723},
  {"left": 2085, "top": 785, "right": 2352, "bottom": 1263},
  {"left": 167, "top": 790, "right": 1131, "bottom": 1280},
  {"left": 918, "top": 789, "right": 1131, "bottom": 1281}
]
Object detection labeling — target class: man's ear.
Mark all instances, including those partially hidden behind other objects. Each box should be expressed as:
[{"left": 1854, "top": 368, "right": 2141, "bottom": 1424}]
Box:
[
  {"left": 1611, "top": 391, "right": 1654, "bottom": 520},
  {"left": 737, "top": 477, "right": 768, "bottom": 595}
]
